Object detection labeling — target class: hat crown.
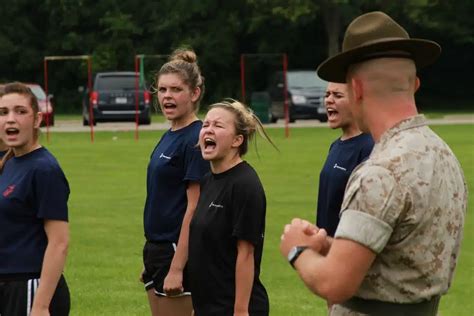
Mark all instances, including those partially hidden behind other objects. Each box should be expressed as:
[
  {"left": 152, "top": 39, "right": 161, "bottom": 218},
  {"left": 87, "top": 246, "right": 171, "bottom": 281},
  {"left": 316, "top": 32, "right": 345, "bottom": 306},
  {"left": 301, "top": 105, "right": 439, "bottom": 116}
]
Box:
[
  {"left": 317, "top": 11, "right": 441, "bottom": 83},
  {"left": 343, "top": 11, "right": 409, "bottom": 52}
]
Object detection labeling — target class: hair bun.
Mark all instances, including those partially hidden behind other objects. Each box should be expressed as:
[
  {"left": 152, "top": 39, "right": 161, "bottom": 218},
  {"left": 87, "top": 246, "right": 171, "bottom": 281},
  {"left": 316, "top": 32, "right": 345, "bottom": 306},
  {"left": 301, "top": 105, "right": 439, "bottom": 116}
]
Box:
[{"left": 170, "top": 48, "right": 197, "bottom": 64}]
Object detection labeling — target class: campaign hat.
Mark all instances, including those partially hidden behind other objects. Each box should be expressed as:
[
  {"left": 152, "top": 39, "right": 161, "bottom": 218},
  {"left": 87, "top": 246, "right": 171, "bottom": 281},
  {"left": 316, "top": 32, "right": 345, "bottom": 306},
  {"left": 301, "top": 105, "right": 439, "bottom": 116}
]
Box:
[{"left": 317, "top": 11, "right": 441, "bottom": 82}]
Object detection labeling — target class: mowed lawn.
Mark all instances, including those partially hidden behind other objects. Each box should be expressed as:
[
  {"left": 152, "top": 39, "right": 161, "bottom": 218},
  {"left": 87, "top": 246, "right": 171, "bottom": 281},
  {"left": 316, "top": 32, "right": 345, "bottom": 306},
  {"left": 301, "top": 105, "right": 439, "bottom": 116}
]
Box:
[{"left": 41, "top": 123, "right": 473, "bottom": 316}]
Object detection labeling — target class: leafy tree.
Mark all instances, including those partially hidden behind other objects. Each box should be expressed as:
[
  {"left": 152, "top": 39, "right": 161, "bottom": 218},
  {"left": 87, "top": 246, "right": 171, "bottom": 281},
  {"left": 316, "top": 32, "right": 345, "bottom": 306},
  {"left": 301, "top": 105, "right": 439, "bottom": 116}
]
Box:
[{"left": 0, "top": 0, "right": 472, "bottom": 111}]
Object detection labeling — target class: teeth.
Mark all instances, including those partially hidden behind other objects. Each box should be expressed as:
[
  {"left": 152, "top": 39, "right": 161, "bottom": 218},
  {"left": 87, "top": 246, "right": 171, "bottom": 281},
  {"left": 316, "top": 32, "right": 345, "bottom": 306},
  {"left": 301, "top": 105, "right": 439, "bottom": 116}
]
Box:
[
  {"left": 5, "top": 128, "right": 19, "bottom": 135},
  {"left": 204, "top": 138, "right": 216, "bottom": 147},
  {"left": 326, "top": 108, "right": 338, "bottom": 116}
]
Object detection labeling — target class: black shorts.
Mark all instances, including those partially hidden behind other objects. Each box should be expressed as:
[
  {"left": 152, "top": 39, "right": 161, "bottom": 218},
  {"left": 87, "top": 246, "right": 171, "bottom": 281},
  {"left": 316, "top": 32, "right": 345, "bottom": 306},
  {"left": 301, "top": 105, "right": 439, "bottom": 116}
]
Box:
[
  {"left": 0, "top": 274, "right": 70, "bottom": 316},
  {"left": 142, "top": 241, "right": 191, "bottom": 296}
]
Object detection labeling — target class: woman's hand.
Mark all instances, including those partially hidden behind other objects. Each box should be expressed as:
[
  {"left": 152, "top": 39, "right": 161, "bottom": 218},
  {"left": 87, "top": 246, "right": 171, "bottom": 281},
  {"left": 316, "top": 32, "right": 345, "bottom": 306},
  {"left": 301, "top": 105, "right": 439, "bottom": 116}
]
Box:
[
  {"left": 30, "top": 303, "right": 50, "bottom": 316},
  {"left": 163, "top": 268, "right": 184, "bottom": 296}
]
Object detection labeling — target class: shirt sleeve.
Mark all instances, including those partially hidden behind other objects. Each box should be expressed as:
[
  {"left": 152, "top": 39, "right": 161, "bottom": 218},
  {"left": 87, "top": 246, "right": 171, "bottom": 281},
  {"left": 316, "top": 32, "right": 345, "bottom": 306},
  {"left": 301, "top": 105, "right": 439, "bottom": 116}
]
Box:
[
  {"left": 359, "top": 136, "right": 374, "bottom": 162},
  {"left": 183, "top": 143, "right": 209, "bottom": 182},
  {"left": 335, "top": 165, "right": 404, "bottom": 253},
  {"left": 33, "top": 165, "right": 70, "bottom": 221},
  {"left": 231, "top": 175, "right": 266, "bottom": 246}
]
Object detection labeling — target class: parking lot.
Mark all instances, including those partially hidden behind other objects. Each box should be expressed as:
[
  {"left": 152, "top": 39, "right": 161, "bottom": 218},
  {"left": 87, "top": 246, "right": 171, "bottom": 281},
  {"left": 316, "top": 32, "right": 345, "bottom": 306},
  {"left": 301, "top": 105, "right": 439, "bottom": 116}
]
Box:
[{"left": 42, "top": 114, "right": 473, "bottom": 133}]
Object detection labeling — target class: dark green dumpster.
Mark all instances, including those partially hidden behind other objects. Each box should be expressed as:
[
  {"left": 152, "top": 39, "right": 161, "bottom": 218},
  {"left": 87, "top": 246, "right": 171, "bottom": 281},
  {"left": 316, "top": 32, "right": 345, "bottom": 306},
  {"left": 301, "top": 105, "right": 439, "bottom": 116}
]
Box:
[{"left": 250, "top": 91, "right": 271, "bottom": 124}]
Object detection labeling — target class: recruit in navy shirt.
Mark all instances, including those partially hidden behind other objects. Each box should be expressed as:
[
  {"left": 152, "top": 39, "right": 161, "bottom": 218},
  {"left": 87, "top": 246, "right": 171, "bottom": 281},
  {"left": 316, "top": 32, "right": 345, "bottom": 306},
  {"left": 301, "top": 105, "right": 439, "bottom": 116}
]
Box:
[
  {"left": 0, "top": 147, "right": 69, "bottom": 275},
  {"left": 316, "top": 133, "right": 373, "bottom": 236},
  {"left": 143, "top": 120, "right": 209, "bottom": 243}
]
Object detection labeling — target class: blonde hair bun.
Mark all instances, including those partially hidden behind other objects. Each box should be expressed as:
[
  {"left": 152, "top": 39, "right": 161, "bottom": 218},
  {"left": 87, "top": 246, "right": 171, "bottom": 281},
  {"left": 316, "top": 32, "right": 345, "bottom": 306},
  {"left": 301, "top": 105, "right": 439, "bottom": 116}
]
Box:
[{"left": 170, "top": 48, "right": 197, "bottom": 64}]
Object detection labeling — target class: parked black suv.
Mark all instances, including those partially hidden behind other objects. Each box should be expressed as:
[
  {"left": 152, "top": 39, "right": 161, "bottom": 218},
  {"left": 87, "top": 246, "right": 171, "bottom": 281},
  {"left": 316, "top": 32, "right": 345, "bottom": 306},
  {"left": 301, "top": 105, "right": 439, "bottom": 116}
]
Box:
[
  {"left": 267, "top": 70, "right": 328, "bottom": 123},
  {"left": 82, "top": 72, "right": 151, "bottom": 125}
]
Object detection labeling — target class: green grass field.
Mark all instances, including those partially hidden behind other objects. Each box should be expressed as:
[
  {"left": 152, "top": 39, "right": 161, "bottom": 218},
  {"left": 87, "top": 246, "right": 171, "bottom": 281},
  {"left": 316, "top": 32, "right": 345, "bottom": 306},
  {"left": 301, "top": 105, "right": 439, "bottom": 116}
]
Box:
[
  {"left": 55, "top": 110, "right": 473, "bottom": 122},
  {"left": 40, "top": 123, "right": 473, "bottom": 315}
]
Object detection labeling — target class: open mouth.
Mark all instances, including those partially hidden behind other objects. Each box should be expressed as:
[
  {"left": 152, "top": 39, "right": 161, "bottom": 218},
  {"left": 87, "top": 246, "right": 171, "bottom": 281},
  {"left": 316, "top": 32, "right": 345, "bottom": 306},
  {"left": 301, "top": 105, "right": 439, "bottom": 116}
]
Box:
[
  {"left": 204, "top": 138, "right": 216, "bottom": 150},
  {"left": 327, "top": 107, "right": 338, "bottom": 119},
  {"left": 6, "top": 128, "right": 19, "bottom": 136},
  {"left": 163, "top": 103, "right": 177, "bottom": 109}
]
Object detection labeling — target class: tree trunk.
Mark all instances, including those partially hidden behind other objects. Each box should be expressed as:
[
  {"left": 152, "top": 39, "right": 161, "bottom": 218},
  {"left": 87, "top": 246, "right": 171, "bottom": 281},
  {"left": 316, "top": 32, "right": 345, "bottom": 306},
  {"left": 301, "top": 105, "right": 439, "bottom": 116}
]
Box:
[{"left": 321, "top": 0, "right": 341, "bottom": 58}]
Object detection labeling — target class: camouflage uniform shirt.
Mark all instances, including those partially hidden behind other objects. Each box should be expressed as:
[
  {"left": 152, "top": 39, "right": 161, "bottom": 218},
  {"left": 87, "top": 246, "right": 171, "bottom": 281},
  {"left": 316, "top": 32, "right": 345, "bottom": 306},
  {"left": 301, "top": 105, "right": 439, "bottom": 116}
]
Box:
[{"left": 332, "top": 115, "right": 467, "bottom": 312}]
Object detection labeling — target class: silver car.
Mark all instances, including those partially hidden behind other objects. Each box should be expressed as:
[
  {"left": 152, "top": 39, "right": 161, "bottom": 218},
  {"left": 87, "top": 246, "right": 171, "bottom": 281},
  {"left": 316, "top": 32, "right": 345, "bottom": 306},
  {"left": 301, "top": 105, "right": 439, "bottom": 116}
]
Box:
[{"left": 267, "top": 70, "right": 328, "bottom": 123}]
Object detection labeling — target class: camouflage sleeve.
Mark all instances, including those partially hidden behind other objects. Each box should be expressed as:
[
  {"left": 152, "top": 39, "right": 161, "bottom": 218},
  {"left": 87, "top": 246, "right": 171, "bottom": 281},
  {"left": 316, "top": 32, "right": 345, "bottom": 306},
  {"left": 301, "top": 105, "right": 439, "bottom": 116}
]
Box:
[{"left": 334, "top": 165, "right": 405, "bottom": 253}]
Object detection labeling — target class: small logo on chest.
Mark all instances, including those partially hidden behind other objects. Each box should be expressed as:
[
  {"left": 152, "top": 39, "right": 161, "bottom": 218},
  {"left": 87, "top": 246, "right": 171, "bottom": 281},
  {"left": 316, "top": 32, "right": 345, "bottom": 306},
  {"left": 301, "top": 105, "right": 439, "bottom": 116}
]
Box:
[
  {"left": 333, "top": 163, "right": 347, "bottom": 171},
  {"left": 209, "top": 202, "right": 224, "bottom": 209},
  {"left": 3, "top": 185, "right": 16, "bottom": 197},
  {"left": 159, "top": 153, "right": 172, "bottom": 160}
]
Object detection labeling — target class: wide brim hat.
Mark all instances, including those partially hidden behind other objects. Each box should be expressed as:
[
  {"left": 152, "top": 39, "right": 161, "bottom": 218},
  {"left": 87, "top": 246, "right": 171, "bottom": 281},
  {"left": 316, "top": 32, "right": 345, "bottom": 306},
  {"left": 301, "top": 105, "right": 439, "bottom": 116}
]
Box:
[{"left": 317, "top": 11, "right": 441, "bottom": 83}]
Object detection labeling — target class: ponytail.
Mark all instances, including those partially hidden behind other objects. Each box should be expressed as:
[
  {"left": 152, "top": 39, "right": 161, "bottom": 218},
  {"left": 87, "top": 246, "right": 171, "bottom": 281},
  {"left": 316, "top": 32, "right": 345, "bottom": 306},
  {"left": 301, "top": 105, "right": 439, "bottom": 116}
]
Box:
[
  {"left": 0, "top": 149, "right": 14, "bottom": 174},
  {"left": 209, "top": 99, "right": 279, "bottom": 156}
]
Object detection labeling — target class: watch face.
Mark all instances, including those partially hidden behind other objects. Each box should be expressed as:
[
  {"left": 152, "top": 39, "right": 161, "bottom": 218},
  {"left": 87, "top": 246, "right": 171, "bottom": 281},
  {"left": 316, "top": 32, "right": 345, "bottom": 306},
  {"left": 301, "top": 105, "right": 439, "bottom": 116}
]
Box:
[
  {"left": 287, "top": 246, "right": 298, "bottom": 262},
  {"left": 288, "top": 246, "right": 308, "bottom": 268}
]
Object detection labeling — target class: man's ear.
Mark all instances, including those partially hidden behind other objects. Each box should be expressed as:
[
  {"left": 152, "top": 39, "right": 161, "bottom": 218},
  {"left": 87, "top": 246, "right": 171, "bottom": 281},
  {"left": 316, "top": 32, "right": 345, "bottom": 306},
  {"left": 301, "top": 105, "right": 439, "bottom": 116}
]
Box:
[
  {"left": 414, "top": 77, "right": 421, "bottom": 92},
  {"left": 232, "top": 134, "right": 244, "bottom": 148},
  {"left": 34, "top": 112, "right": 43, "bottom": 128},
  {"left": 351, "top": 77, "right": 363, "bottom": 102}
]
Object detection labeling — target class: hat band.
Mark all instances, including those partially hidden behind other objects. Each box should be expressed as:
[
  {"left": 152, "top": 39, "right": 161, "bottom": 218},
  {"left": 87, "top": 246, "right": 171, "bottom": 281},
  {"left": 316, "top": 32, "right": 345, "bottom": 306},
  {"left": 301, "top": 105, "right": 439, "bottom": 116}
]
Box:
[{"left": 355, "top": 50, "right": 413, "bottom": 64}]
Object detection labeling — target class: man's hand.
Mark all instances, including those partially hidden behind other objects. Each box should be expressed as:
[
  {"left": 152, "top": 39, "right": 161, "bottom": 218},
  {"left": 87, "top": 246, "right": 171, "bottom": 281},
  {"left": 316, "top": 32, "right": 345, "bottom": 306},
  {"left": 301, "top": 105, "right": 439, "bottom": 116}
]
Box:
[{"left": 280, "top": 218, "right": 328, "bottom": 258}]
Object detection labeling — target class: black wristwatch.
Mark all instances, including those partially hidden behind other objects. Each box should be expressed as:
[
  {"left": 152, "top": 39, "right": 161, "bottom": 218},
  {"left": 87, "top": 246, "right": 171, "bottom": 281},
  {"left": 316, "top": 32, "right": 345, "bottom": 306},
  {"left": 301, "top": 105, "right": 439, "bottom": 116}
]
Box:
[{"left": 287, "top": 246, "right": 308, "bottom": 269}]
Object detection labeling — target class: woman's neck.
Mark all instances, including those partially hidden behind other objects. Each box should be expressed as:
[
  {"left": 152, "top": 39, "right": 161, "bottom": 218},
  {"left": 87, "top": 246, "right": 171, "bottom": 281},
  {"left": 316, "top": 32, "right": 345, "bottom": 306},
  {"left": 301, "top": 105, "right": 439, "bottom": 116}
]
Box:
[
  {"left": 171, "top": 113, "right": 199, "bottom": 131},
  {"left": 13, "top": 142, "right": 42, "bottom": 157},
  {"left": 340, "top": 124, "right": 362, "bottom": 141},
  {"left": 210, "top": 152, "right": 242, "bottom": 174}
]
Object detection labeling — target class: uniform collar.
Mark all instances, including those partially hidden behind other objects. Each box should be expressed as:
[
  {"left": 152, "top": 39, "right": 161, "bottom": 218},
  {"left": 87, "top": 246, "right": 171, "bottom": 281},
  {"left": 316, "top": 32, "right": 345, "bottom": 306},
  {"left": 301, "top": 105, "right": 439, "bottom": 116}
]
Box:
[{"left": 378, "top": 114, "right": 427, "bottom": 146}]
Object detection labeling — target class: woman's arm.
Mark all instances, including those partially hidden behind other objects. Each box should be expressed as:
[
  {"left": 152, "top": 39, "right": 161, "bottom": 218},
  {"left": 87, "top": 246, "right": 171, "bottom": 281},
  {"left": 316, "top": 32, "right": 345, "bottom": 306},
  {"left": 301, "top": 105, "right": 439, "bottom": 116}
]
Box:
[
  {"left": 234, "top": 240, "right": 255, "bottom": 316},
  {"left": 163, "top": 181, "right": 200, "bottom": 296},
  {"left": 31, "top": 220, "right": 69, "bottom": 315}
]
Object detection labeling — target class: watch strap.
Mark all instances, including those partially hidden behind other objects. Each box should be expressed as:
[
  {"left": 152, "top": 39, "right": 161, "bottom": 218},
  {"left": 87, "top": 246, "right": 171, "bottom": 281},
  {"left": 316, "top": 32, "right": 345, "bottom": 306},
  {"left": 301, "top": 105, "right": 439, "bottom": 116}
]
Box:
[{"left": 289, "top": 246, "right": 308, "bottom": 269}]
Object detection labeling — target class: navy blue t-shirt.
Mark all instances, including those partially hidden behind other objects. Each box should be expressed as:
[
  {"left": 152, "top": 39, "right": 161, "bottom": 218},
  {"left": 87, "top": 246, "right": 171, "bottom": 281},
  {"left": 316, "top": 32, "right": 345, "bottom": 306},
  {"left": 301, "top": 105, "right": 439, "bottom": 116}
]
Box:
[
  {"left": 0, "top": 147, "right": 70, "bottom": 274},
  {"left": 316, "top": 133, "right": 374, "bottom": 237},
  {"left": 0, "top": 150, "right": 7, "bottom": 159},
  {"left": 144, "top": 120, "right": 209, "bottom": 242}
]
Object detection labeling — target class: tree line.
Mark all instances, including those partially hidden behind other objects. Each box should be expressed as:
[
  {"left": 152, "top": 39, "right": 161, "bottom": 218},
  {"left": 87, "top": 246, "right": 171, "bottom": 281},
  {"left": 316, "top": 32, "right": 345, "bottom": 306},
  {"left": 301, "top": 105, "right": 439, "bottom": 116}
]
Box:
[{"left": 0, "top": 0, "right": 472, "bottom": 113}]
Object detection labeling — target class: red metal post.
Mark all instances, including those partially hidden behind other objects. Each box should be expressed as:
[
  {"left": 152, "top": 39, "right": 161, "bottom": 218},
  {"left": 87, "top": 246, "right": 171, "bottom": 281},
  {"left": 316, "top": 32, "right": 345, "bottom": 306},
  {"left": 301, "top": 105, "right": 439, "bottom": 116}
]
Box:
[
  {"left": 240, "top": 54, "right": 246, "bottom": 103},
  {"left": 43, "top": 59, "right": 50, "bottom": 142},
  {"left": 134, "top": 56, "right": 140, "bottom": 141},
  {"left": 43, "top": 55, "right": 93, "bottom": 142},
  {"left": 87, "top": 57, "right": 92, "bottom": 94},
  {"left": 87, "top": 56, "right": 94, "bottom": 143},
  {"left": 282, "top": 53, "right": 290, "bottom": 138}
]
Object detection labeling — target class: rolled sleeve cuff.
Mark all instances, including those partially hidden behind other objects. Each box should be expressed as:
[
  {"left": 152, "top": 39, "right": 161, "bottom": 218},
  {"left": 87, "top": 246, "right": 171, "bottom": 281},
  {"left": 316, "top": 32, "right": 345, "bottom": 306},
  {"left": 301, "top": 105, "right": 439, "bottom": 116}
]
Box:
[{"left": 335, "top": 210, "right": 393, "bottom": 253}]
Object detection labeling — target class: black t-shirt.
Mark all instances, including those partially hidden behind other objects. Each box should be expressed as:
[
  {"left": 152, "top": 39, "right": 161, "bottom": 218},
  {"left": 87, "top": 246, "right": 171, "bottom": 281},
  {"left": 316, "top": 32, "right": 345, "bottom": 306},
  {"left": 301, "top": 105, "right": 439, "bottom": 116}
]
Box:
[{"left": 189, "top": 161, "right": 269, "bottom": 316}]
